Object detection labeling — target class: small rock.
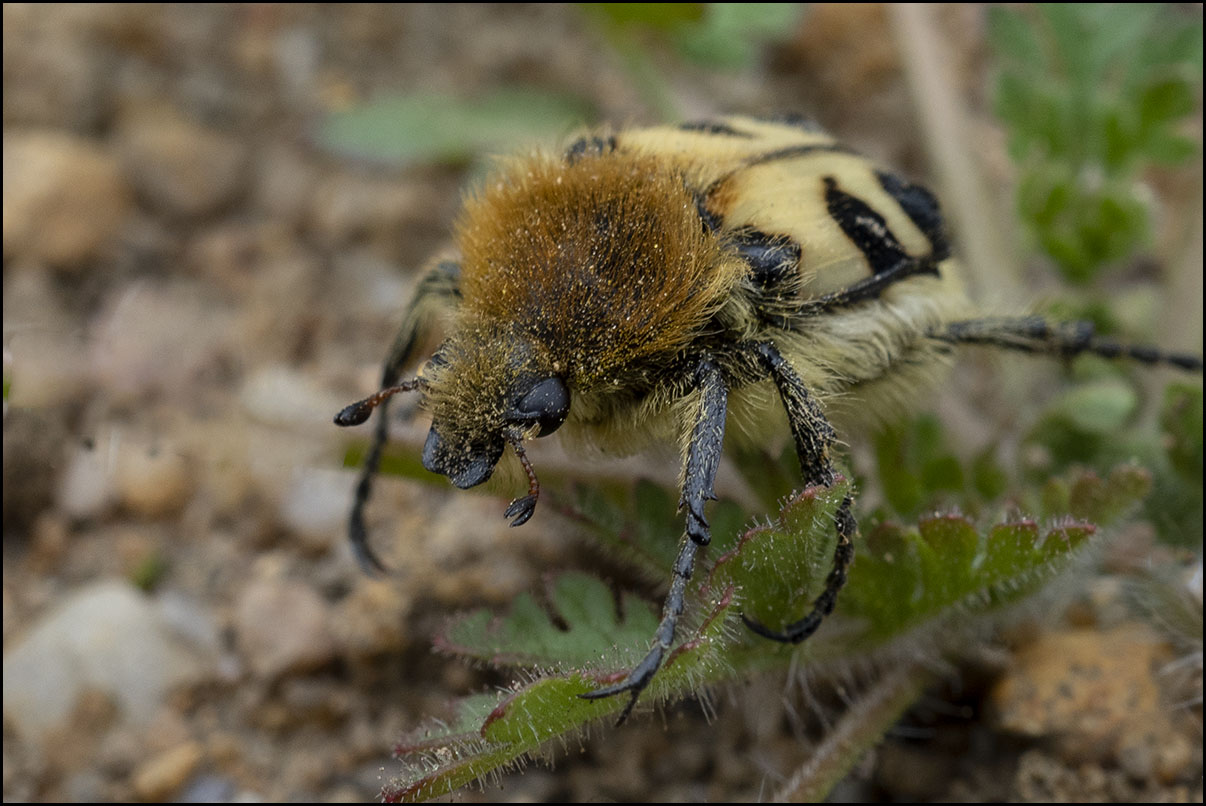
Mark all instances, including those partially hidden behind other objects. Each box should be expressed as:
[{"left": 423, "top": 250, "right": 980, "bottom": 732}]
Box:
[
  {"left": 115, "top": 437, "right": 193, "bottom": 518},
  {"left": 330, "top": 577, "right": 413, "bottom": 657},
  {"left": 116, "top": 107, "right": 248, "bottom": 219},
  {"left": 3, "top": 130, "right": 131, "bottom": 267},
  {"left": 235, "top": 576, "right": 335, "bottom": 678},
  {"left": 280, "top": 467, "right": 355, "bottom": 552},
  {"left": 239, "top": 363, "right": 351, "bottom": 430},
  {"left": 3, "top": 262, "right": 88, "bottom": 408},
  {"left": 1, "top": 6, "right": 109, "bottom": 131},
  {"left": 131, "top": 740, "right": 204, "bottom": 801},
  {"left": 88, "top": 281, "right": 233, "bottom": 405},
  {"left": 991, "top": 622, "right": 1171, "bottom": 765},
  {"left": 1154, "top": 730, "right": 1195, "bottom": 784},
  {"left": 2, "top": 581, "right": 220, "bottom": 749},
  {"left": 253, "top": 143, "right": 318, "bottom": 228},
  {"left": 57, "top": 440, "right": 116, "bottom": 520},
  {"left": 306, "top": 170, "right": 426, "bottom": 249}
]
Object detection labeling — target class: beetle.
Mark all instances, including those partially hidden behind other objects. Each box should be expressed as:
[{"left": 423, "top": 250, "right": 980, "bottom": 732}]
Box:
[{"left": 335, "top": 116, "right": 1202, "bottom": 723}]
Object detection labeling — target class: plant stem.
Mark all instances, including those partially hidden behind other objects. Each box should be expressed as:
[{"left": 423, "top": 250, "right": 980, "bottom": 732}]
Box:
[{"left": 772, "top": 661, "right": 936, "bottom": 802}]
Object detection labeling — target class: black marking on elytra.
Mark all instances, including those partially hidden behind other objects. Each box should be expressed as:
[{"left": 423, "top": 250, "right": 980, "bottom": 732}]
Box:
[
  {"left": 875, "top": 170, "right": 950, "bottom": 261},
  {"left": 730, "top": 228, "right": 801, "bottom": 291},
  {"left": 678, "top": 120, "right": 754, "bottom": 137},
  {"left": 823, "top": 175, "right": 910, "bottom": 276},
  {"left": 765, "top": 112, "right": 825, "bottom": 132},
  {"left": 565, "top": 136, "right": 617, "bottom": 164},
  {"left": 745, "top": 142, "right": 855, "bottom": 168}
]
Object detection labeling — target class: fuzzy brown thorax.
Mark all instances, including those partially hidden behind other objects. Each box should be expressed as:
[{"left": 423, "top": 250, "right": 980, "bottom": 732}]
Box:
[{"left": 454, "top": 151, "right": 745, "bottom": 390}]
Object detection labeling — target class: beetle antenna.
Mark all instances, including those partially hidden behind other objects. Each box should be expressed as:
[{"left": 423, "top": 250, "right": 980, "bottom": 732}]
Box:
[
  {"left": 503, "top": 432, "right": 540, "bottom": 527},
  {"left": 333, "top": 379, "right": 424, "bottom": 427}
]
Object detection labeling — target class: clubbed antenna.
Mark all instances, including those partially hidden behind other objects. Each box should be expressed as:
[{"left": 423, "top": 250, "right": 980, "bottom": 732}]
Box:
[
  {"left": 503, "top": 432, "right": 540, "bottom": 527},
  {"left": 334, "top": 379, "right": 424, "bottom": 427}
]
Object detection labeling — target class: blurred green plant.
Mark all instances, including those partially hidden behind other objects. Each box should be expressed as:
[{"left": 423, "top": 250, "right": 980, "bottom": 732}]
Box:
[
  {"left": 317, "top": 4, "right": 805, "bottom": 166},
  {"left": 581, "top": 3, "right": 804, "bottom": 118},
  {"left": 318, "top": 88, "right": 594, "bottom": 166},
  {"left": 988, "top": 4, "right": 1202, "bottom": 282}
]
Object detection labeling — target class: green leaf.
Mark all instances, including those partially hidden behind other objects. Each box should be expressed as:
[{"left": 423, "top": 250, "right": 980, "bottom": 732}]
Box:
[
  {"left": 673, "top": 4, "right": 805, "bottom": 68},
  {"left": 318, "top": 88, "right": 593, "bottom": 166},
  {"left": 873, "top": 415, "right": 966, "bottom": 518},
  {"left": 439, "top": 573, "right": 660, "bottom": 670},
  {"left": 1050, "top": 377, "right": 1140, "bottom": 434},
  {"left": 708, "top": 481, "right": 848, "bottom": 631},
  {"left": 1140, "top": 132, "right": 1198, "bottom": 164},
  {"left": 1138, "top": 77, "right": 1195, "bottom": 125},
  {"left": 987, "top": 6, "right": 1043, "bottom": 69},
  {"left": 1161, "top": 384, "right": 1204, "bottom": 486},
  {"left": 991, "top": 3, "right": 1202, "bottom": 278},
  {"left": 585, "top": 3, "right": 705, "bottom": 30}
]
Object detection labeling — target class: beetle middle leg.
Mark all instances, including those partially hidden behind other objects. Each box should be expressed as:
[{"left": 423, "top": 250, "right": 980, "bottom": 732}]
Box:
[
  {"left": 579, "top": 355, "right": 728, "bottom": 724},
  {"left": 740, "top": 340, "right": 857, "bottom": 644}
]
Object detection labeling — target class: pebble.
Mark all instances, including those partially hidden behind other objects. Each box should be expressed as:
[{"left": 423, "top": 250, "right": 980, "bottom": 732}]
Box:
[
  {"left": 1, "top": 581, "right": 220, "bottom": 749},
  {"left": 114, "top": 436, "right": 193, "bottom": 518},
  {"left": 57, "top": 440, "right": 116, "bottom": 520},
  {"left": 87, "top": 281, "right": 233, "bottom": 406},
  {"left": 306, "top": 170, "right": 427, "bottom": 250},
  {"left": 1, "top": 6, "right": 108, "bottom": 131},
  {"left": 239, "top": 363, "right": 352, "bottom": 431},
  {"left": 115, "top": 107, "right": 248, "bottom": 219},
  {"left": 2, "top": 272, "right": 88, "bottom": 406},
  {"left": 131, "top": 740, "right": 204, "bottom": 801},
  {"left": 2, "top": 130, "right": 131, "bottom": 268},
  {"left": 234, "top": 575, "right": 335, "bottom": 678},
  {"left": 280, "top": 467, "right": 356, "bottom": 552},
  {"left": 991, "top": 622, "right": 1172, "bottom": 765},
  {"left": 330, "top": 577, "right": 413, "bottom": 657},
  {"left": 253, "top": 143, "right": 318, "bottom": 228}
]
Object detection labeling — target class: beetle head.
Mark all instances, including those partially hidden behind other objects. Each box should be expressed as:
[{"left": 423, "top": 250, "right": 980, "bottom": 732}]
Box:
[{"left": 420, "top": 334, "right": 569, "bottom": 490}]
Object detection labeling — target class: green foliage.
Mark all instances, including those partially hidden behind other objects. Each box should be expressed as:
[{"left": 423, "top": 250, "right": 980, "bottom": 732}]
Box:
[
  {"left": 1161, "top": 384, "right": 1204, "bottom": 486},
  {"left": 129, "top": 550, "right": 168, "bottom": 593},
  {"left": 1022, "top": 371, "right": 1203, "bottom": 548},
  {"left": 988, "top": 4, "right": 1202, "bottom": 282},
  {"left": 585, "top": 3, "right": 803, "bottom": 69},
  {"left": 874, "top": 414, "right": 969, "bottom": 519},
  {"left": 376, "top": 441, "right": 1159, "bottom": 801},
  {"left": 581, "top": 3, "right": 803, "bottom": 118},
  {"left": 317, "top": 88, "right": 593, "bottom": 167},
  {"left": 438, "top": 573, "right": 659, "bottom": 670}
]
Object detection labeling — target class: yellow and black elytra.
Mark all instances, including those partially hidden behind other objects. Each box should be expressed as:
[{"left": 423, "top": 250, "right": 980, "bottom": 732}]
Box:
[{"left": 335, "top": 115, "right": 1202, "bottom": 723}]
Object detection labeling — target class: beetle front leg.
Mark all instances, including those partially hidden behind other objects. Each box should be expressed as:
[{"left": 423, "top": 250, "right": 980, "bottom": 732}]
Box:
[
  {"left": 345, "top": 258, "right": 461, "bottom": 574},
  {"left": 579, "top": 356, "right": 727, "bottom": 724}
]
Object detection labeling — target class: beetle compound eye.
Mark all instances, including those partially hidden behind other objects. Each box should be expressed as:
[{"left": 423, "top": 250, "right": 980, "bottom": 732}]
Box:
[{"left": 513, "top": 377, "right": 570, "bottom": 436}]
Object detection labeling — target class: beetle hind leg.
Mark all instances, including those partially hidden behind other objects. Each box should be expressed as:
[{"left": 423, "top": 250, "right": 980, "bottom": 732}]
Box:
[{"left": 934, "top": 316, "right": 1203, "bottom": 371}]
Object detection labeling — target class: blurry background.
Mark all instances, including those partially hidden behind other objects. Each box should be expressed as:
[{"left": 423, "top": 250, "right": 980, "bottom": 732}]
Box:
[{"left": 3, "top": 4, "right": 1201, "bottom": 802}]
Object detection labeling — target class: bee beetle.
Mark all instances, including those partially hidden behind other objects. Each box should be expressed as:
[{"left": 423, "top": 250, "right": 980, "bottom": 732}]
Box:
[{"left": 336, "top": 115, "right": 1202, "bottom": 723}]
